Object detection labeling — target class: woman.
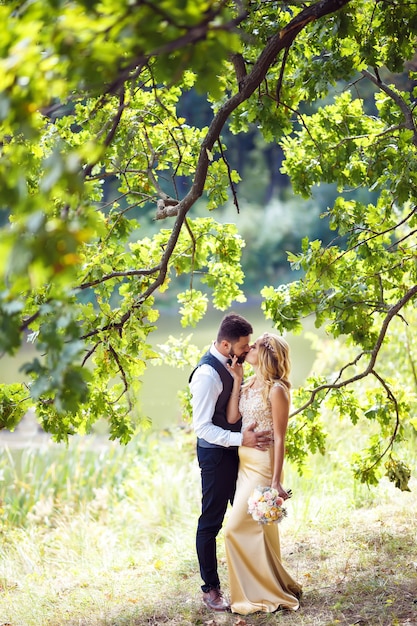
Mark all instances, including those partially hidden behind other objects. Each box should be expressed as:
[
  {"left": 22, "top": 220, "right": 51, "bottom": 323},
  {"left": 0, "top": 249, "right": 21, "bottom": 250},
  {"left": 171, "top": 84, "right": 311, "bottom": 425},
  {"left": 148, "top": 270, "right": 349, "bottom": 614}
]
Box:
[{"left": 224, "top": 332, "right": 302, "bottom": 615}]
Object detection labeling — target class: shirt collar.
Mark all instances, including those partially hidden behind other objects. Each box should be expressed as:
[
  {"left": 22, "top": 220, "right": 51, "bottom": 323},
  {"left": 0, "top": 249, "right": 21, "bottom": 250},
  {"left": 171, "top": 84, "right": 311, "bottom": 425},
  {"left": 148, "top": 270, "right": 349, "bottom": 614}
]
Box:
[{"left": 209, "top": 342, "right": 229, "bottom": 366}]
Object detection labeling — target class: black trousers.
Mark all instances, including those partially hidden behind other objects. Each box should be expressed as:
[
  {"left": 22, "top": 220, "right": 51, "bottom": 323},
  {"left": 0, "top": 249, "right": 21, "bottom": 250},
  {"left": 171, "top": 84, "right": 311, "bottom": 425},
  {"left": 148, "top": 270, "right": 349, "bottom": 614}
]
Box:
[{"left": 196, "top": 444, "right": 239, "bottom": 592}]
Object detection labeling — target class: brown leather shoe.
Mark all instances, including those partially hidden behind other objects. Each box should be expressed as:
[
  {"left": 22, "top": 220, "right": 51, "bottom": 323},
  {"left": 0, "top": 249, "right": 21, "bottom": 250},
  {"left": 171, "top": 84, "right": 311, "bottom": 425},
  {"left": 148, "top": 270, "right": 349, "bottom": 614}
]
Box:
[{"left": 202, "top": 588, "right": 230, "bottom": 611}]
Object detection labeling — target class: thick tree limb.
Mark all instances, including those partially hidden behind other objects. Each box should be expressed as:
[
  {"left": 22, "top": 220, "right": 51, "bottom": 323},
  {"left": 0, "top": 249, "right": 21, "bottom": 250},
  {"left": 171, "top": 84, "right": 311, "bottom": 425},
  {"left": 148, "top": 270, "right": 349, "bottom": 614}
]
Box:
[
  {"left": 156, "top": 0, "right": 352, "bottom": 222},
  {"left": 81, "top": 0, "right": 353, "bottom": 343}
]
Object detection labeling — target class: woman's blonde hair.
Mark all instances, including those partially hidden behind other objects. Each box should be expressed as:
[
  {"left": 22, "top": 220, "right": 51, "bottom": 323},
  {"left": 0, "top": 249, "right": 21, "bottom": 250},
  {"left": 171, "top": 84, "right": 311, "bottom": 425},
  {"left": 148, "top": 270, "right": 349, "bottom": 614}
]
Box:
[{"left": 248, "top": 333, "right": 291, "bottom": 406}]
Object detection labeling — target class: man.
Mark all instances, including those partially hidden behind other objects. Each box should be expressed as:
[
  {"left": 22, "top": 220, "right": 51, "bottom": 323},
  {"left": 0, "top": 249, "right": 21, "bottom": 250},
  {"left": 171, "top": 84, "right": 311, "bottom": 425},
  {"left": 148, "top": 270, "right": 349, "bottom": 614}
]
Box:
[{"left": 189, "top": 313, "right": 272, "bottom": 612}]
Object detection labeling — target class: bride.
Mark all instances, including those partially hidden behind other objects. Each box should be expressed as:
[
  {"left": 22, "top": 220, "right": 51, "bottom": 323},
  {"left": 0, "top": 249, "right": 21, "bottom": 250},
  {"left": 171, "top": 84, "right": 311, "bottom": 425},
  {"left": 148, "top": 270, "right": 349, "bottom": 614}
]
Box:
[{"left": 224, "top": 332, "right": 302, "bottom": 615}]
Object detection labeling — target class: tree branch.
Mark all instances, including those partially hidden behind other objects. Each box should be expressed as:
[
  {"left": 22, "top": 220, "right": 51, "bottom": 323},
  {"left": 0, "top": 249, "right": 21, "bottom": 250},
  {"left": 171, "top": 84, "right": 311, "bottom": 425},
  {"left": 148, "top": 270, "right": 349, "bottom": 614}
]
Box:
[
  {"left": 362, "top": 68, "right": 417, "bottom": 145},
  {"left": 184, "top": 218, "right": 197, "bottom": 292},
  {"left": 276, "top": 45, "right": 292, "bottom": 102},
  {"left": 360, "top": 368, "right": 400, "bottom": 476},
  {"left": 79, "top": 267, "right": 161, "bottom": 290},
  {"left": 307, "top": 205, "right": 417, "bottom": 290},
  {"left": 155, "top": 0, "right": 352, "bottom": 220},
  {"left": 217, "top": 138, "right": 240, "bottom": 213},
  {"left": 83, "top": 0, "right": 354, "bottom": 340},
  {"left": 290, "top": 283, "right": 417, "bottom": 418},
  {"left": 83, "top": 88, "right": 127, "bottom": 179},
  {"left": 105, "top": 5, "right": 248, "bottom": 96},
  {"left": 108, "top": 344, "right": 131, "bottom": 408},
  {"left": 231, "top": 52, "right": 247, "bottom": 91}
]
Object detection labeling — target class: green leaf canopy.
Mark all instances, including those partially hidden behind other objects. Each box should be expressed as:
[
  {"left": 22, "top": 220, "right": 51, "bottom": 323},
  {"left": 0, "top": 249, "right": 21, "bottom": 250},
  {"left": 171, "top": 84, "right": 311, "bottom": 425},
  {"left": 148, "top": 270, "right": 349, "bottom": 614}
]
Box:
[{"left": 0, "top": 0, "right": 416, "bottom": 487}]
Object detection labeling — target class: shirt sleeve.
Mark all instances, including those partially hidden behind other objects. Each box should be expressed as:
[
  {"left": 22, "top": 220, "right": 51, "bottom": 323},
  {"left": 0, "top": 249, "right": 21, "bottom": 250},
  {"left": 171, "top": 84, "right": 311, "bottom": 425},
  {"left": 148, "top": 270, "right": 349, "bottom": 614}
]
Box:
[{"left": 190, "top": 364, "right": 243, "bottom": 448}]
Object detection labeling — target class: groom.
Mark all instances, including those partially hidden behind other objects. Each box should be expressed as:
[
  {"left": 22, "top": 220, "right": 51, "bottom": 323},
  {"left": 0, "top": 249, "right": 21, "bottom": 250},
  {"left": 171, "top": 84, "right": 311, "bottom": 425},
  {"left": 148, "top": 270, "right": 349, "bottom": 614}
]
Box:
[{"left": 189, "top": 312, "right": 272, "bottom": 611}]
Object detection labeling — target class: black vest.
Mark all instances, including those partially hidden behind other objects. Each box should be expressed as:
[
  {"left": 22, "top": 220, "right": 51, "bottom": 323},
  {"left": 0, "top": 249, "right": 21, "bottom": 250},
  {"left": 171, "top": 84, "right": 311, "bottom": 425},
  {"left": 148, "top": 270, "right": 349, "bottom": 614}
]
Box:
[{"left": 189, "top": 351, "right": 242, "bottom": 434}]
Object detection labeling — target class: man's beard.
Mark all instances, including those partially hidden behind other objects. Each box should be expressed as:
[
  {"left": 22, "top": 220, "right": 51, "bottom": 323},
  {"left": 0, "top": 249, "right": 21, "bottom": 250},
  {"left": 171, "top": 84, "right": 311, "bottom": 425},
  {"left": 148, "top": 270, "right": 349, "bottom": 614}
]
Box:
[{"left": 229, "top": 349, "right": 247, "bottom": 364}]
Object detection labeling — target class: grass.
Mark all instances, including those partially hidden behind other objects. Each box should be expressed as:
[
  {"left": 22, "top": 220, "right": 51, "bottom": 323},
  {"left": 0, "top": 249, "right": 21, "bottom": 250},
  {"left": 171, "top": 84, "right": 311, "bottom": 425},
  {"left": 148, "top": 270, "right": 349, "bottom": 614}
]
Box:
[{"left": 0, "top": 427, "right": 416, "bottom": 626}]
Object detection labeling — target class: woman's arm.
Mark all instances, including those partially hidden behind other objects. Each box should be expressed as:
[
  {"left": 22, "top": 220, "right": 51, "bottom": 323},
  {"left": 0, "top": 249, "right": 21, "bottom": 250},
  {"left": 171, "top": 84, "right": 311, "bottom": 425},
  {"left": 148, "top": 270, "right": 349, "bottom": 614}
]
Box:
[
  {"left": 226, "top": 356, "right": 243, "bottom": 424},
  {"left": 270, "top": 384, "right": 291, "bottom": 499}
]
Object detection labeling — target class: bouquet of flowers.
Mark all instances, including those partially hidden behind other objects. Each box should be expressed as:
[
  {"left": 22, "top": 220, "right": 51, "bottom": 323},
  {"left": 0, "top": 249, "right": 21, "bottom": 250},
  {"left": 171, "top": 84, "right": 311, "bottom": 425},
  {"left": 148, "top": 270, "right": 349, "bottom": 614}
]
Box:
[{"left": 247, "top": 486, "right": 287, "bottom": 524}]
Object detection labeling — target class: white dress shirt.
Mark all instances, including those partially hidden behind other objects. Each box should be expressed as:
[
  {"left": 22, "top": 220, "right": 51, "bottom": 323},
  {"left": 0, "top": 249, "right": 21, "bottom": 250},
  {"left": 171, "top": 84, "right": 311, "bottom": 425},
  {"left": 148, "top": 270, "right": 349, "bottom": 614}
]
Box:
[{"left": 190, "top": 343, "right": 243, "bottom": 448}]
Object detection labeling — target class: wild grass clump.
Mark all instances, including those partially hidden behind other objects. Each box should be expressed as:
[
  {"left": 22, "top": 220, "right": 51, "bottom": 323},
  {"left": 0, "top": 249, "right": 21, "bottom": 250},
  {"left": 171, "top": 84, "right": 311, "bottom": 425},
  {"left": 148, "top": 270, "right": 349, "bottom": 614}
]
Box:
[
  {"left": 0, "top": 428, "right": 202, "bottom": 624},
  {"left": 0, "top": 428, "right": 198, "bottom": 529},
  {"left": 0, "top": 423, "right": 416, "bottom": 626}
]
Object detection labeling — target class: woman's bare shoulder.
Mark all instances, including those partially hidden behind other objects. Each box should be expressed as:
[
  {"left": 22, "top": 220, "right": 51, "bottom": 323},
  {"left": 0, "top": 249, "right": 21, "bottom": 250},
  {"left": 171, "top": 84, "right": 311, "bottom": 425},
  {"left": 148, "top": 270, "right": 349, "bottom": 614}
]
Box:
[{"left": 269, "top": 381, "right": 290, "bottom": 401}]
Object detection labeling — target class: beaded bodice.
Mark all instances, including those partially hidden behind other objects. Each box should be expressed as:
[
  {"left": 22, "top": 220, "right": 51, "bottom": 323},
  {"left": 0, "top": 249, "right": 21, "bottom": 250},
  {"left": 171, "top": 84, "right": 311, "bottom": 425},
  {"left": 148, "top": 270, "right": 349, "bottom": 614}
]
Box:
[{"left": 239, "top": 382, "right": 287, "bottom": 432}]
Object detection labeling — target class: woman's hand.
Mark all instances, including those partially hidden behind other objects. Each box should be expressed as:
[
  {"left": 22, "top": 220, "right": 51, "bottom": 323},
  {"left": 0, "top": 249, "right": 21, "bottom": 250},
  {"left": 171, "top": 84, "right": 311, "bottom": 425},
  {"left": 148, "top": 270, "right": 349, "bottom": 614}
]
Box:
[
  {"left": 226, "top": 355, "right": 244, "bottom": 424},
  {"left": 226, "top": 355, "right": 243, "bottom": 383},
  {"left": 272, "top": 482, "right": 293, "bottom": 501}
]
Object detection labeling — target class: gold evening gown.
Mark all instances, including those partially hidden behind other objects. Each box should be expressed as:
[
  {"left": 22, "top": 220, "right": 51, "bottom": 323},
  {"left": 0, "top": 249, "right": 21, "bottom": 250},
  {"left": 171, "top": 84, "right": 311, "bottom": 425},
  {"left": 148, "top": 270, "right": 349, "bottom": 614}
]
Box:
[{"left": 224, "top": 383, "right": 302, "bottom": 615}]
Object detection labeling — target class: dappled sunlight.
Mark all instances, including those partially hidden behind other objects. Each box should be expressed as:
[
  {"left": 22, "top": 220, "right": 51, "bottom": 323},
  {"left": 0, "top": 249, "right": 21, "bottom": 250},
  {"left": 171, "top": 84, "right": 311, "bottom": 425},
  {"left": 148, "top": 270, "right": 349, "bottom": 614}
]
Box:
[{"left": 0, "top": 428, "right": 415, "bottom": 625}]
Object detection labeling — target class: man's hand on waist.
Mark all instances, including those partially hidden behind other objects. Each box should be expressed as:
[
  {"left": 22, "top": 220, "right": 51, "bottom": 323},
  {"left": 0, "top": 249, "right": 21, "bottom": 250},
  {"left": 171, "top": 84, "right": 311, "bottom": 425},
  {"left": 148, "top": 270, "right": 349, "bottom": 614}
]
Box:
[{"left": 241, "top": 421, "right": 273, "bottom": 450}]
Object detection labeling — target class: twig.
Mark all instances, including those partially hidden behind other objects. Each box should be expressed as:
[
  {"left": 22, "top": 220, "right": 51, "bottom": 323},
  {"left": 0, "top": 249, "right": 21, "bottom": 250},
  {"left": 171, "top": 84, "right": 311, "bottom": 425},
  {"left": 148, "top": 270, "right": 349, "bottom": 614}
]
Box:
[
  {"left": 362, "top": 68, "right": 417, "bottom": 144},
  {"left": 217, "top": 138, "right": 240, "bottom": 213},
  {"left": 290, "top": 284, "right": 417, "bottom": 418}
]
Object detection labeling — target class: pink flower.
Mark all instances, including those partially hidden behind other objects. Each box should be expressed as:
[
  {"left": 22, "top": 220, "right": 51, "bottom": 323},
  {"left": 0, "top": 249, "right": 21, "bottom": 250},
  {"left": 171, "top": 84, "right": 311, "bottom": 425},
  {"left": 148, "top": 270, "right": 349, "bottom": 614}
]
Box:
[{"left": 247, "top": 486, "right": 288, "bottom": 525}]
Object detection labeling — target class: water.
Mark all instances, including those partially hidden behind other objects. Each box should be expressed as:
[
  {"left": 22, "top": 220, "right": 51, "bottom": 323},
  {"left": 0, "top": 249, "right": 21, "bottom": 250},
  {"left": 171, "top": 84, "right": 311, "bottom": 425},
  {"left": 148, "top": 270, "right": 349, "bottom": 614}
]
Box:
[
  {"left": 140, "top": 305, "right": 318, "bottom": 429},
  {"left": 0, "top": 305, "right": 318, "bottom": 431}
]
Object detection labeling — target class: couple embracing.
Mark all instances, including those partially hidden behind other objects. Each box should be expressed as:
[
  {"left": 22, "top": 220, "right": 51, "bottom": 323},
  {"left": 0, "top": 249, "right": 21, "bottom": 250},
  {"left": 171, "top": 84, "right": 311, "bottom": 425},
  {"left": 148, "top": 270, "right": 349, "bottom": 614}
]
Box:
[{"left": 189, "top": 313, "right": 302, "bottom": 615}]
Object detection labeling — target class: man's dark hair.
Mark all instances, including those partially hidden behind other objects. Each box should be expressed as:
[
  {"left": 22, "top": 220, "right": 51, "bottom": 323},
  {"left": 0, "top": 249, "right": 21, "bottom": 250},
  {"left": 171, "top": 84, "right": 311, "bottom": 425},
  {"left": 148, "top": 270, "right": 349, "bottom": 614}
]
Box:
[{"left": 217, "top": 313, "right": 253, "bottom": 343}]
